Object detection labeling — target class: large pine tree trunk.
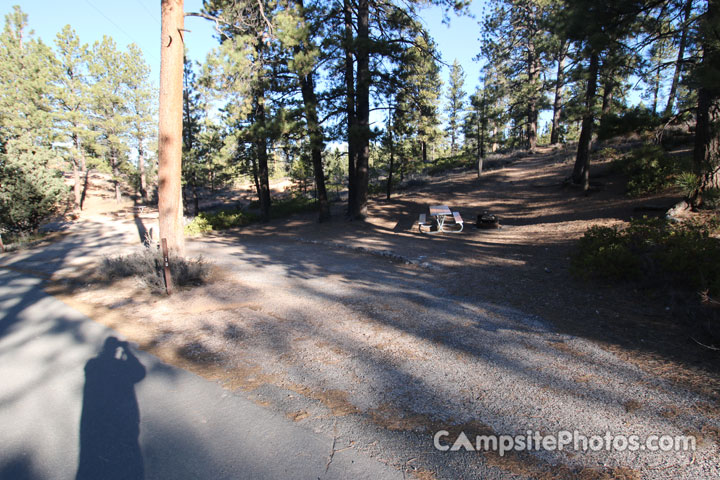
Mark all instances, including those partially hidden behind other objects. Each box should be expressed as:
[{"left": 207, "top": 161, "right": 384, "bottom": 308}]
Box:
[
  {"left": 550, "top": 42, "right": 567, "bottom": 145},
  {"left": 665, "top": 0, "right": 693, "bottom": 116},
  {"left": 158, "top": 0, "right": 185, "bottom": 255},
  {"left": 572, "top": 52, "right": 600, "bottom": 192},
  {"left": 344, "top": 0, "right": 357, "bottom": 218},
  {"left": 692, "top": 0, "right": 720, "bottom": 205},
  {"left": 352, "top": 0, "right": 370, "bottom": 219}
]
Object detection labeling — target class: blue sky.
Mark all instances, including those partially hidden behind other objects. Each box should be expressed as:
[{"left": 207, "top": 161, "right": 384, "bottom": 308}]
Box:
[{"left": 8, "top": 0, "right": 486, "bottom": 95}]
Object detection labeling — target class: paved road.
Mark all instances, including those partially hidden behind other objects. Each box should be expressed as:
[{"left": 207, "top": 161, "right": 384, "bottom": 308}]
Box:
[{"left": 0, "top": 268, "right": 403, "bottom": 480}]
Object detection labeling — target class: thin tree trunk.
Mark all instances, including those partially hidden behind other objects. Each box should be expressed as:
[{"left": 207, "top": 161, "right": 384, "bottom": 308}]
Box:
[
  {"left": 192, "top": 182, "right": 199, "bottom": 216},
  {"left": 72, "top": 160, "right": 81, "bottom": 212},
  {"left": 386, "top": 110, "right": 395, "bottom": 200},
  {"left": 352, "top": 0, "right": 370, "bottom": 219},
  {"left": 255, "top": 97, "right": 271, "bottom": 222},
  {"left": 477, "top": 114, "right": 482, "bottom": 177},
  {"left": 665, "top": 0, "right": 693, "bottom": 116},
  {"left": 138, "top": 143, "right": 147, "bottom": 202},
  {"left": 111, "top": 149, "right": 121, "bottom": 203},
  {"left": 572, "top": 52, "right": 600, "bottom": 192},
  {"left": 294, "top": 0, "right": 330, "bottom": 222},
  {"left": 652, "top": 77, "right": 660, "bottom": 114},
  {"left": 527, "top": 37, "right": 539, "bottom": 152},
  {"left": 550, "top": 42, "right": 567, "bottom": 145},
  {"left": 71, "top": 133, "right": 82, "bottom": 210},
  {"left": 479, "top": 92, "right": 486, "bottom": 177},
  {"left": 344, "top": 0, "right": 357, "bottom": 218},
  {"left": 158, "top": 0, "right": 185, "bottom": 254},
  {"left": 301, "top": 78, "right": 331, "bottom": 222}
]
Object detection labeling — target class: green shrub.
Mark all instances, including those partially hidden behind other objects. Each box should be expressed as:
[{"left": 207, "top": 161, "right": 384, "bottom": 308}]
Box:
[
  {"left": 674, "top": 171, "right": 701, "bottom": 198},
  {"left": 571, "top": 225, "right": 642, "bottom": 281},
  {"left": 0, "top": 147, "right": 68, "bottom": 234},
  {"left": 184, "top": 215, "right": 213, "bottom": 236},
  {"left": 184, "top": 209, "right": 258, "bottom": 235},
  {"left": 269, "top": 195, "right": 318, "bottom": 219},
  {"left": 425, "top": 154, "right": 474, "bottom": 176},
  {"left": 102, "top": 248, "right": 211, "bottom": 294},
  {"left": 613, "top": 145, "right": 692, "bottom": 196},
  {"left": 185, "top": 196, "right": 317, "bottom": 236},
  {"left": 572, "top": 217, "right": 720, "bottom": 296}
]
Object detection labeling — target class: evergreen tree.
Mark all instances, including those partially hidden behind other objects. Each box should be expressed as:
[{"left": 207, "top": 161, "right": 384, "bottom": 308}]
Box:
[
  {"left": 562, "top": 0, "right": 649, "bottom": 191},
  {"left": 88, "top": 36, "right": 131, "bottom": 202},
  {"left": 202, "top": 0, "right": 287, "bottom": 222},
  {"left": 481, "top": 0, "right": 550, "bottom": 151},
  {"left": 665, "top": 0, "right": 695, "bottom": 116},
  {"left": 392, "top": 33, "right": 443, "bottom": 173},
  {"left": 445, "top": 59, "right": 466, "bottom": 155},
  {"left": 182, "top": 55, "right": 205, "bottom": 215},
  {"left": 0, "top": 6, "right": 66, "bottom": 233},
  {"left": 125, "top": 43, "right": 155, "bottom": 204},
  {"left": 53, "top": 25, "right": 91, "bottom": 210},
  {"left": 281, "top": 0, "right": 331, "bottom": 221}
]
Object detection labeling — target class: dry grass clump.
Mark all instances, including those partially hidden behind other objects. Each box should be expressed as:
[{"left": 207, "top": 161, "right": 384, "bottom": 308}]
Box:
[{"left": 101, "top": 247, "right": 211, "bottom": 293}]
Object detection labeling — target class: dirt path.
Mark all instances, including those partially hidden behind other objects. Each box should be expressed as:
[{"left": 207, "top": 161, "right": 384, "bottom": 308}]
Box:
[{"left": 39, "top": 147, "right": 720, "bottom": 479}]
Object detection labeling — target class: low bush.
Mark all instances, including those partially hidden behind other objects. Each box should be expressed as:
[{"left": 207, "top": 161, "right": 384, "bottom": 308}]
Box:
[
  {"left": 185, "top": 196, "right": 317, "bottom": 235},
  {"left": 425, "top": 154, "right": 474, "bottom": 176},
  {"left": 572, "top": 217, "right": 720, "bottom": 296},
  {"left": 102, "top": 248, "right": 211, "bottom": 294},
  {"left": 613, "top": 145, "right": 692, "bottom": 196},
  {"left": 185, "top": 209, "right": 258, "bottom": 236},
  {"left": 269, "top": 195, "right": 318, "bottom": 219}
]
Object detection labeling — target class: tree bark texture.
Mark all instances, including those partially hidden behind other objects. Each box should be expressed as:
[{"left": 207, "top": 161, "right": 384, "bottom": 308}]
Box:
[
  {"left": 158, "top": 0, "right": 185, "bottom": 254},
  {"left": 572, "top": 52, "right": 600, "bottom": 193}
]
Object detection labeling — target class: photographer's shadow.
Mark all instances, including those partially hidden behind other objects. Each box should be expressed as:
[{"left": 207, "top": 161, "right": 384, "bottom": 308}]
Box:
[{"left": 76, "top": 337, "right": 146, "bottom": 480}]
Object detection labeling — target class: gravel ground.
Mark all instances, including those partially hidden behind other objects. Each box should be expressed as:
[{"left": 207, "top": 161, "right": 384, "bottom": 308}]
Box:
[
  {"left": 61, "top": 233, "right": 720, "bottom": 479},
  {"left": 12, "top": 147, "right": 719, "bottom": 479}
]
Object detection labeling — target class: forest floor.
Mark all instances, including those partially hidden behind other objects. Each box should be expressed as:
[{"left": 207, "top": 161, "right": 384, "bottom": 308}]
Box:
[{"left": 9, "top": 143, "right": 720, "bottom": 479}]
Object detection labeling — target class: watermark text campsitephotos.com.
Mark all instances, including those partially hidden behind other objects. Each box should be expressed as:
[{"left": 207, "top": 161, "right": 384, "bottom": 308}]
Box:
[{"left": 433, "top": 430, "right": 696, "bottom": 457}]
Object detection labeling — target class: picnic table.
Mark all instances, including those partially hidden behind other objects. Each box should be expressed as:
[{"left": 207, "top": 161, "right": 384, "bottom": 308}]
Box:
[{"left": 419, "top": 205, "right": 463, "bottom": 233}]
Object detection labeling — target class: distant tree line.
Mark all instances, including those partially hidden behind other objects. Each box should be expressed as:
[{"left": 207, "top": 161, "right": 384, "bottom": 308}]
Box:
[
  {"left": 471, "top": 0, "right": 719, "bottom": 202},
  {"left": 0, "top": 6, "right": 155, "bottom": 233},
  {"left": 2, "top": 0, "right": 718, "bottom": 234}
]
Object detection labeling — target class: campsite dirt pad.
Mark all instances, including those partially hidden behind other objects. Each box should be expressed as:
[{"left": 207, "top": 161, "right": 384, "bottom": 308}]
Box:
[{"left": 48, "top": 147, "right": 720, "bottom": 478}]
